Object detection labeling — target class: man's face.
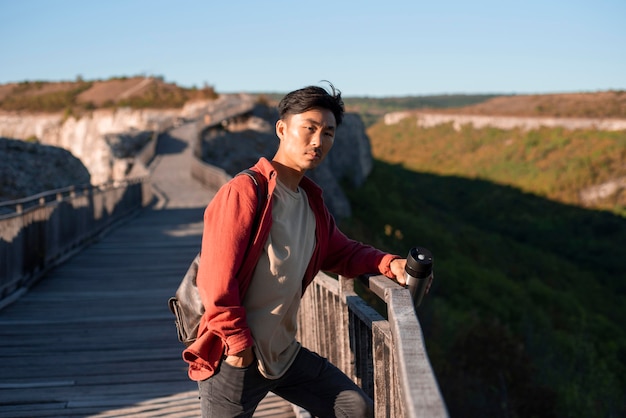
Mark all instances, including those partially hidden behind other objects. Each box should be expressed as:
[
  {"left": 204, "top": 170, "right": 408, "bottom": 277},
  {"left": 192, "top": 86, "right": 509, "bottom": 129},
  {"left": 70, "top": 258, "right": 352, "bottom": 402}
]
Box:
[{"left": 275, "top": 107, "right": 336, "bottom": 173}]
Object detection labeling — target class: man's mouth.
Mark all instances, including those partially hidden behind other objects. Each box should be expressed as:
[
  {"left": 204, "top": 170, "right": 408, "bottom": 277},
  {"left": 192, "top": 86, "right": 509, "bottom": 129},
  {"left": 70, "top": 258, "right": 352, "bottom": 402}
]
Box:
[{"left": 307, "top": 150, "right": 321, "bottom": 160}]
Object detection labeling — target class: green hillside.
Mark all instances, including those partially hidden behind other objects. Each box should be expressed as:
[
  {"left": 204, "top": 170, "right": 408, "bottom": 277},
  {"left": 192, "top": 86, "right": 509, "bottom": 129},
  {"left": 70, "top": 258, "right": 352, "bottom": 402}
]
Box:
[
  {"left": 368, "top": 118, "right": 626, "bottom": 215},
  {"left": 0, "top": 76, "right": 217, "bottom": 114},
  {"left": 339, "top": 119, "right": 626, "bottom": 417}
]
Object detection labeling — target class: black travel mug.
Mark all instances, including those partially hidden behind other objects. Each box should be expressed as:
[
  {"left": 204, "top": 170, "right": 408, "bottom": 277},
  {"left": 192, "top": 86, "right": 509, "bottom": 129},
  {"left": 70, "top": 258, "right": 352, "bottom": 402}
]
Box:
[{"left": 404, "top": 247, "right": 433, "bottom": 307}]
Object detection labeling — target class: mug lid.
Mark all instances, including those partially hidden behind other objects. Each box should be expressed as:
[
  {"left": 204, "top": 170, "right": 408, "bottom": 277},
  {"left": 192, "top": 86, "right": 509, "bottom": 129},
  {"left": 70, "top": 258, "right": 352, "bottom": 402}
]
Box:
[{"left": 405, "top": 247, "right": 433, "bottom": 277}]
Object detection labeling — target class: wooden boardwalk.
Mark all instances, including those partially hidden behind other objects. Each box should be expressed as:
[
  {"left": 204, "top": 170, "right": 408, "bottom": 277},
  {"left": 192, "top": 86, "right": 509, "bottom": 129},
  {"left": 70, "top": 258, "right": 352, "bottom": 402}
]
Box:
[{"left": 0, "top": 123, "right": 298, "bottom": 417}]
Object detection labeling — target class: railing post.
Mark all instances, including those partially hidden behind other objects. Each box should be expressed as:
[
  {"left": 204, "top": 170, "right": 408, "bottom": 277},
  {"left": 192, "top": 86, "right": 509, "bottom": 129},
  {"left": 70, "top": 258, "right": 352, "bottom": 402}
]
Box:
[
  {"left": 372, "top": 318, "right": 393, "bottom": 417},
  {"left": 338, "top": 277, "right": 356, "bottom": 377}
]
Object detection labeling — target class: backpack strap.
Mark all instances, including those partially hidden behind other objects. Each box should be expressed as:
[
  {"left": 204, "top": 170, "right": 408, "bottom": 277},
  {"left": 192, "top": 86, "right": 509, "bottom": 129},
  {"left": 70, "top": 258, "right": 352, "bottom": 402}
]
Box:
[{"left": 237, "top": 168, "right": 267, "bottom": 254}]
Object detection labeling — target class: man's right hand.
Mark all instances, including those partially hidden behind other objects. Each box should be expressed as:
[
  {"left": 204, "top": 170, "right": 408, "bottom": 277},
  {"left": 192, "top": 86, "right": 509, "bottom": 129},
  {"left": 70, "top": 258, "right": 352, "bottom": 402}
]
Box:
[{"left": 224, "top": 347, "right": 255, "bottom": 368}]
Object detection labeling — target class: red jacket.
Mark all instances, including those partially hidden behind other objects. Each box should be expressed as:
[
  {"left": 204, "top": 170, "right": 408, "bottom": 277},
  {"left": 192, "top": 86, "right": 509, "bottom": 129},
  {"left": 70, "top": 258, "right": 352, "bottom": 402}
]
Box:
[{"left": 182, "top": 157, "right": 400, "bottom": 381}]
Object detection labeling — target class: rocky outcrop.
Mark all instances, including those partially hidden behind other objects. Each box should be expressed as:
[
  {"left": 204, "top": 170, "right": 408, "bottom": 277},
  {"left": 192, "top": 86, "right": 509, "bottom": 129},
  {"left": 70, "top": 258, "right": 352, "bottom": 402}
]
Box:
[
  {"left": 0, "top": 108, "right": 178, "bottom": 185},
  {"left": 0, "top": 95, "right": 251, "bottom": 187},
  {"left": 0, "top": 137, "right": 91, "bottom": 201},
  {"left": 201, "top": 105, "right": 373, "bottom": 219},
  {"left": 384, "top": 111, "right": 626, "bottom": 131},
  {"left": 1, "top": 96, "right": 375, "bottom": 219},
  {"left": 579, "top": 177, "right": 626, "bottom": 206}
]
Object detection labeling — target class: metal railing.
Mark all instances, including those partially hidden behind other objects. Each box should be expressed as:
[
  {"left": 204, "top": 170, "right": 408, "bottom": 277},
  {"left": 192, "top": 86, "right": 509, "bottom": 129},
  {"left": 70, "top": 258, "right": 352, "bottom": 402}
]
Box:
[
  {"left": 297, "top": 273, "right": 448, "bottom": 417},
  {"left": 0, "top": 178, "right": 151, "bottom": 308}
]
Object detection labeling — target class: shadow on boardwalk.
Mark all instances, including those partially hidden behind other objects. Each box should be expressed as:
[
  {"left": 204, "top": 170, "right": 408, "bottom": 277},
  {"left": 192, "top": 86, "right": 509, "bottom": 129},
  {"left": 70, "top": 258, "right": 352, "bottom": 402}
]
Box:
[{"left": 0, "top": 122, "right": 296, "bottom": 417}]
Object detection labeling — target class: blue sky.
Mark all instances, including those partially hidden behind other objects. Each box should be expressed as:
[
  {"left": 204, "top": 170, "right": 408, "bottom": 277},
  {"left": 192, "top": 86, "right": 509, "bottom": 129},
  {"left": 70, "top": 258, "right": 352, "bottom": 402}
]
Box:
[{"left": 1, "top": 0, "right": 624, "bottom": 97}]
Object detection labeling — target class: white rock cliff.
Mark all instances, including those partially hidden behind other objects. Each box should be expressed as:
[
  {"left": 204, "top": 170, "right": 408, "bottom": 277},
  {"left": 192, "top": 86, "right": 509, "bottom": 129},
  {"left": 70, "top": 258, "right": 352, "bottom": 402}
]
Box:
[{"left": 0, "top": 108, "right": 180, "bottom": 185}]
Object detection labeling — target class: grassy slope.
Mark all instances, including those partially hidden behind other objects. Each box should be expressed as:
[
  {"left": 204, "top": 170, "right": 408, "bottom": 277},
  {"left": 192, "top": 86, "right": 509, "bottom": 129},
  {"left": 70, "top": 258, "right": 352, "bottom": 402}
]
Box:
[
  {"left": 0, "top": 76, "right": 217, "bottom": 114},
  {"left": 339, "top": 116, "right": 626, "bottom": 417},
  {"left": 369, "top": 118, "right": 626, "bottom": 214}
]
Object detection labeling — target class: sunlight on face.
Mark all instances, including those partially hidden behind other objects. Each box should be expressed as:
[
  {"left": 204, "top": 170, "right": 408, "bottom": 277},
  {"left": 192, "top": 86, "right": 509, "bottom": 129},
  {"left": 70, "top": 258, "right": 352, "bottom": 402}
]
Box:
[{"left": 275, "top": 108, "right": 336, "bottom": 173}]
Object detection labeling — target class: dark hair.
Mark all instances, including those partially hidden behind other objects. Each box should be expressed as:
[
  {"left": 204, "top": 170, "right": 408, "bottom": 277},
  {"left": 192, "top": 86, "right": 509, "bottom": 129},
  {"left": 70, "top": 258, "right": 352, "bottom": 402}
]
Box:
[{"left": 278, "top": 82, "right": 345, "bottom": 126}]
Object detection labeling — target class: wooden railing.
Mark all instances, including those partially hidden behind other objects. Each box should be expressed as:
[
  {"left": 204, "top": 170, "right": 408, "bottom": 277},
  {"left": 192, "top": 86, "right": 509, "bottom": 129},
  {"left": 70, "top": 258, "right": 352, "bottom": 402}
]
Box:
[
  {"left": 297, "top": 273, "right": 448, "bottom": 418},
  {"left": 127, "top": 131, "right": 160, "bottom": 178},
  {"left": 0, "top": 178, "right": 151, "bottom": 309},
  {"left": 190, "top": 154, "right": 233, "bottom": 191}
]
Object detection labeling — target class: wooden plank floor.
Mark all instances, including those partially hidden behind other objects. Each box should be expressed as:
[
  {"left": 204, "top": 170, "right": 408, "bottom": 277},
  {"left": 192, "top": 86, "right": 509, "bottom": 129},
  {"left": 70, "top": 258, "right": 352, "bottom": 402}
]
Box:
[{"left": 0, "top": 122, "right": 299, "bottom": 417}]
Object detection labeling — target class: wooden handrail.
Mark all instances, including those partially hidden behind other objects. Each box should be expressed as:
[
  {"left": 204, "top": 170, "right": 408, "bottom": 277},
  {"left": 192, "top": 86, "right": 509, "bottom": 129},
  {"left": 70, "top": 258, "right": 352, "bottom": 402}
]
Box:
[
  {"left": 362, "top": 275, "right": 448, "bottom": 417},
  {"left": 0, "top": 183, "right": 92, "bottom": 212},
  {"left": 297, "top": 273, "right": 448, "bottom": 417},
  {"left": 0, "top": 178, "right": 151, "bottom": 309}
]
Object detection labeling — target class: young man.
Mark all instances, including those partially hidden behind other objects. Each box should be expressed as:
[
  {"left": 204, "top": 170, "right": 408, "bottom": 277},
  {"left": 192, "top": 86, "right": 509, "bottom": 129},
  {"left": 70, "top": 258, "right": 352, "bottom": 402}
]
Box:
[{"left": 183, "top": 84, "right": 421, "bottom": 417}]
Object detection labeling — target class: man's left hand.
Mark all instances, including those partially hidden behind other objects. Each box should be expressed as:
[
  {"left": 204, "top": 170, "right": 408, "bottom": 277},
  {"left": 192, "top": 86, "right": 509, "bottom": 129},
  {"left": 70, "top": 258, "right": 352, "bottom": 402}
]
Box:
[
  {"left": 390, "top": 258, "right": 434, "bottom": 294},
  {"left": 390, "top": 258, "right": 407, "bottom": 285}
]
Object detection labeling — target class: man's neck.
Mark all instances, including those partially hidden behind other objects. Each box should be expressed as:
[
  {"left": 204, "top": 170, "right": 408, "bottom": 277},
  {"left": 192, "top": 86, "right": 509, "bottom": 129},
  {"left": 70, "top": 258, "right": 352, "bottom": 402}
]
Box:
[{"left": 270, "top": 160, "right": 305, "bottom": 192}]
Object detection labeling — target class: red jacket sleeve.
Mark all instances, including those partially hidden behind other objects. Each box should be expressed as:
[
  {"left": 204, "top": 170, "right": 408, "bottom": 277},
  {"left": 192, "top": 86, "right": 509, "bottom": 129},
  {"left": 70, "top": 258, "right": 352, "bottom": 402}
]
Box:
[
  {"left": 196, "top": 176, "right": 257, "bottom": 355},
  {"left": 324, "top": 224, "right": 400, "bottom": 278},
  {"left": 317, "top": 198, "right": 401, "bottom": 279}
]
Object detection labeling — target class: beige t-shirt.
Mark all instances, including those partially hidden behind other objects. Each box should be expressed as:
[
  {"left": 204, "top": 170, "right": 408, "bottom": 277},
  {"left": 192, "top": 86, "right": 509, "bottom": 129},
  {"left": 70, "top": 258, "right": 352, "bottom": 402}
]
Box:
[{"left": 243, "top": 180, "right": 316, "bottom": 379}]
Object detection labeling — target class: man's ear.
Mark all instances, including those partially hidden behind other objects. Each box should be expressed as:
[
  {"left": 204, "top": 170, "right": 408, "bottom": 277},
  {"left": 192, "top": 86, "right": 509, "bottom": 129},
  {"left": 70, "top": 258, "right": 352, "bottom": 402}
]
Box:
[{"left": 276, "top": 119, "right": 285, "bottom": 140}]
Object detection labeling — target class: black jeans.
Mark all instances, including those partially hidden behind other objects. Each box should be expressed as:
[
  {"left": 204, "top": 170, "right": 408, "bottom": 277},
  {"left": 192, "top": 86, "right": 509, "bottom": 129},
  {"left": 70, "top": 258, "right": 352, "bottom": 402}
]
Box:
[{"left": 197, "top": 347, "right": 373, "bottom": 418}]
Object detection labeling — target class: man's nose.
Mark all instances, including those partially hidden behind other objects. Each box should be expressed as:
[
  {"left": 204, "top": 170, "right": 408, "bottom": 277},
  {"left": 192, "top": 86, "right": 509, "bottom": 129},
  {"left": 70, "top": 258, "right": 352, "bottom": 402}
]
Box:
[{"left": 310, "top": 132, "right": 322, "bottom": 147}]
